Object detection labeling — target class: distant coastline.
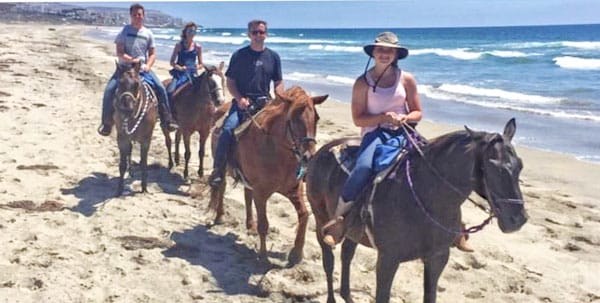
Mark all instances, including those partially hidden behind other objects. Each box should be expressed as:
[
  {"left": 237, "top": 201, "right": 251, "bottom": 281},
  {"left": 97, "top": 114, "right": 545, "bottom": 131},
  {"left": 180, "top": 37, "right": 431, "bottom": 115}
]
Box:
[{"left": 0, "top": 2, "right": 184, "bottom": 28}]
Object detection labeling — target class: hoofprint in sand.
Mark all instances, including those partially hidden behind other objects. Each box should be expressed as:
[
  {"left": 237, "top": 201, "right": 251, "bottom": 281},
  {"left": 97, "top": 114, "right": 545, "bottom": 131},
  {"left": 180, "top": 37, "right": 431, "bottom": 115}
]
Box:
[{"left": 0, "top": 24, "right": 599, "bottom": 303}]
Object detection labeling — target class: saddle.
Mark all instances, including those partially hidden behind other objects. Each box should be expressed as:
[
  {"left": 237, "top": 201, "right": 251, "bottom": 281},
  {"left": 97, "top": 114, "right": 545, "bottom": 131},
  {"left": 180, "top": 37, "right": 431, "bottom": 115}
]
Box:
[{"left": 331, "top": 134, "right": 424, "bottom": 245}]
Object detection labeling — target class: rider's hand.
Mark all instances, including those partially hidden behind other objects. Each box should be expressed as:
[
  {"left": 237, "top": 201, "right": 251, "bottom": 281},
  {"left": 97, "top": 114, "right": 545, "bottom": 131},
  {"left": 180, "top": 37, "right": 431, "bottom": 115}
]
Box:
[
  {"left": 237, "top": 97, "right": 250, "bottom": 110},
  {"left": 141, "top": 64, "right": 150, "bottom": 72}
]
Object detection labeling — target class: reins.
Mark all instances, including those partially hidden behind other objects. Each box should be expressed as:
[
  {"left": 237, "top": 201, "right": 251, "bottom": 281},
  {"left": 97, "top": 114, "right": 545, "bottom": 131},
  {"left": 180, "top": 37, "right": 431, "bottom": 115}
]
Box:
[{"left": 399, "top": 122, "right": 494, "bottom": 235}]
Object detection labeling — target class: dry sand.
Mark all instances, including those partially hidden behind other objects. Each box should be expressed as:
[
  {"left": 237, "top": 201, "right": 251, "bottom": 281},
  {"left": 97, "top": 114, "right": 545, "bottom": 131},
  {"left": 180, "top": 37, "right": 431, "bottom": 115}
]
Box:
[{"left": 0, "top": 24, "right": 599, "bottom": 303}]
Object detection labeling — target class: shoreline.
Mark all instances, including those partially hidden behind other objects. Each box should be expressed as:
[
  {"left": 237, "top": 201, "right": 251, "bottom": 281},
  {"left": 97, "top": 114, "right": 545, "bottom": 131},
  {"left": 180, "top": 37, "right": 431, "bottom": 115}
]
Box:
[
  {"left": 1, "top": 23, "right": 599, "bottom": 303},
  {"left": 85, "top": 25, "right": 600, "bottom": 164}
]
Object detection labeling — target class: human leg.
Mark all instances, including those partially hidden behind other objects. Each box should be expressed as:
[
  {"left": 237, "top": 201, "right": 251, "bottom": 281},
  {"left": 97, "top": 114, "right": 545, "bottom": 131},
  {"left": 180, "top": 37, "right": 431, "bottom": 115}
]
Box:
[
  {"left": 208, "top": 105, "right": 242, "bottom": 187},
  {"left": 323, "top": 131, "right": 383, "bottom": 246},
  {"left": 98, "top": 75, "right": 118, "bottom": 136},
  {"left": 149, "top": 71, "right": 178, "bottom": 131}
]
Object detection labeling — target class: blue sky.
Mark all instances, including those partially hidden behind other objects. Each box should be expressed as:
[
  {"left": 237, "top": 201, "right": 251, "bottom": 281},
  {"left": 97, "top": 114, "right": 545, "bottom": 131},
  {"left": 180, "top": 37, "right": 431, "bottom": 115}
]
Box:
[{"left": 76, "top": 1, "right": 600, "bottom": 28}]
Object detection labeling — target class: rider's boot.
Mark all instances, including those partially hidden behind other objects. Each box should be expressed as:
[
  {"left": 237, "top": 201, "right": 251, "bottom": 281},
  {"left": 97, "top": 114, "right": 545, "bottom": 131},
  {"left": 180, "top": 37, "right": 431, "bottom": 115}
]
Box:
[
  {"left": 98, "top": 123, "right": 112, "bottom": 136},
  {"left": 322, "top": 197, "right": 354, "bottom": 247},
  {"left": 454, "top": 222, "right": 474, "bottom": 252}
]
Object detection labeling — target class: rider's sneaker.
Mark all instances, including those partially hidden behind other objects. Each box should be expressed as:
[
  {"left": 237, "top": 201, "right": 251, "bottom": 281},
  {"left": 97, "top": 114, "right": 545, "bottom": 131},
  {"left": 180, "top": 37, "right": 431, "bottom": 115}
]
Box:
[
  {"left": 208, "top": 170, "right": 224, "bottom": 188},
  {"left": 98, "top": 124, "right": 112, "bottom": 136}
]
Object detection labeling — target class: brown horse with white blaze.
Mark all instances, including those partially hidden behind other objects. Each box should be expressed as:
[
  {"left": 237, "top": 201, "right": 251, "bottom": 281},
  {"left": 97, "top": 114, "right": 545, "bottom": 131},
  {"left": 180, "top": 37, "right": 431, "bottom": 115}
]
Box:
[
  {"left": 209, "top": 86, "right": 327, "bottom": 266},
  {"left": 112, "top": 62, "right": 158, "bottom": 196}
]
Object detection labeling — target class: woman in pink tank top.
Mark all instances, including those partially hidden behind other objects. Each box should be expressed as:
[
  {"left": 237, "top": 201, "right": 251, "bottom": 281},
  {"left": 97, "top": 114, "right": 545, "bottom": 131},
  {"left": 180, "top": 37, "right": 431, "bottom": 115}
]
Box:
[{"left": 322, "top": 32, "right": 474, "bottom": 252}]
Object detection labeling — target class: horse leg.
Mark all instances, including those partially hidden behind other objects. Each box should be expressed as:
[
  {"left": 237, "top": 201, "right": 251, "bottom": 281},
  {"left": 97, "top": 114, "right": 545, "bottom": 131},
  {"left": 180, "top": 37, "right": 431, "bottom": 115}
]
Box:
[
  {"left": 317, "top": 228, "right": 337, "bottom": 303},
  {"left": 162, "top": 127, "right": 174, "bottom": 169},
  {"left": 183, "top": 132, "right": 192, "bottom": 180},
  {"left": 423, "top": 249, "right": 450, "bottom": 303},
  {"left": 375, "top": 250, "right": 401, "bottom": 303},
  {"left": 127, "top": 143, "right": 133, "bottom": 178},
  {"left": 116, "top": 139, "right": 132, "bottom": 197},
  {"left": 174, "top": 129, "right": 181, "bottom": 166},
  {"left": 140, "top": 140, "right": 150, "bottom": 193},
  {"left": 197, "top": 130, "right": 207, "bottom": 177},
  {"left": 285, "top": 184, "right": 309, "bottom": 266},
  {"left": 253, "top": 191, "right": 271, "bottom": 261},
  {"left": 244, "top": 188, "right": 257, "bottom": 233},
  {"left": 209, "top": 180, "right": 227, "bottom": 225},
  {"left": 340, "top": 240, "right": 358, "bottom": 303}
]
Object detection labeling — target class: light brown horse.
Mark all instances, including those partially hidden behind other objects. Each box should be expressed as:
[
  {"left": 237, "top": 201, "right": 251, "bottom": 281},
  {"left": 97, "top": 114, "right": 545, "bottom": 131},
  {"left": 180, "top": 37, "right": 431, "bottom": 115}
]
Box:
[
  {"left": 209, "top": 86, "right": 328, "bottom": 265},
  {"left": 112, "top": 62, "right": 158, "bottom": 196},
  {"left": 305, "top": 119, "right": 527, "bottom": 303},
  {"left": 161, "top": 65, "right": 221, "bottom": 179}
]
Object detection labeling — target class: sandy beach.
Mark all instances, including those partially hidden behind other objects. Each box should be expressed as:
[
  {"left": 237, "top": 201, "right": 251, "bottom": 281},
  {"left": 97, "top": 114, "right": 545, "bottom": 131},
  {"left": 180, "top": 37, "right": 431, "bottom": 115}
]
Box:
[{"left": 0, "top": 24, "right": 599, "bottom": 303}]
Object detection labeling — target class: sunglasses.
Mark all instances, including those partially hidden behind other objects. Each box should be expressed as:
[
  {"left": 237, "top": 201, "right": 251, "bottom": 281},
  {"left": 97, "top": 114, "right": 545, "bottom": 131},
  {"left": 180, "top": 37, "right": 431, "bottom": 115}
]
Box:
[
  {"left": 185, "top": 28, "right": 196, "bottom": 34},
  {"left": 250, "top": 30, "right": 266, "bottom": 36}
]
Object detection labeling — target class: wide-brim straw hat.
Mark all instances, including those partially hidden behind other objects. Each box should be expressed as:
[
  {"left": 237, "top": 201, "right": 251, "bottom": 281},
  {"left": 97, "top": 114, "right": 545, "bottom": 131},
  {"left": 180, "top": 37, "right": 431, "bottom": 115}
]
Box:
[{"left": 363, "top": 31, "right": 409, "bottom": 60}]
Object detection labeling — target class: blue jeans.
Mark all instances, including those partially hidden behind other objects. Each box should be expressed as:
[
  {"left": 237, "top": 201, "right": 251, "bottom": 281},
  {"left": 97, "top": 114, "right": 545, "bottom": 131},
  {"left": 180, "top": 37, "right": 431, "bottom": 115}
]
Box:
[
  {"left": 101, "top": 70, "right": 170, "bottom": 125},
  {"left": 101, "top": 73, "right": 119, "bottom": 124},
  {"left": 340, "top": 130, "right": 384, "bottom": 202},
  {"left": 213, "top": 101, "right": 246, "bottom": 174}
]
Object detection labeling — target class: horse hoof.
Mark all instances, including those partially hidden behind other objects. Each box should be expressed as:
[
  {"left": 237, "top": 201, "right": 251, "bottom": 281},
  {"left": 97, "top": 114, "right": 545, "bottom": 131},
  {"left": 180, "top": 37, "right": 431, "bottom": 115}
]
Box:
[
  {"left": 244, "top": 223, "right": 258, "bottom": 235},
  {"left": 213, "top": 217, "right": 224, "bottom": 225},
  {"left": 258, "top": 251, "right": 269, "bottom": 263}
]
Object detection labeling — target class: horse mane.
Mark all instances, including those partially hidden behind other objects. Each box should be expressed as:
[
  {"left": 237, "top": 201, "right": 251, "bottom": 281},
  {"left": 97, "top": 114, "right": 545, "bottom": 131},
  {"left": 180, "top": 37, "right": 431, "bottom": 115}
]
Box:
[
  {"left": 259, "top": 86, "right": 312, "bottom": 131},
  {"left": 415, "top": 130, "right": 475, "bottom": 162}
]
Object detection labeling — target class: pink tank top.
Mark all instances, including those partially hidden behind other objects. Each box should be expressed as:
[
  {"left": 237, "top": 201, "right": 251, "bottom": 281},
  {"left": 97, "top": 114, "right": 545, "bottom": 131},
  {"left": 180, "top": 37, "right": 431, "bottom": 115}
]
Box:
[{"left": 361, "top": 69, "right": 408, "bottom": 136}]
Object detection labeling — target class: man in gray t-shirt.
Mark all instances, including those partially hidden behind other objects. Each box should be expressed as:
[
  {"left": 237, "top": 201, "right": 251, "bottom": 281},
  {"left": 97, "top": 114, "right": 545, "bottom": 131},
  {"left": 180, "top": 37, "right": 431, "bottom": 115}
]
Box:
[{"left": 98, "top": 3, "right": 178, "bottom": 136}]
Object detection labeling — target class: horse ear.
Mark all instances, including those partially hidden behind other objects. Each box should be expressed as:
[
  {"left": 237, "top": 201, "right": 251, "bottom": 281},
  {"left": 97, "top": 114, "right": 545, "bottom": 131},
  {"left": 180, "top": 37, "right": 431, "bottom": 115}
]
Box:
[
  {"left": 133, "top": 61, "right": 141, "bottom": 73},
  {"left": 465, "top": 125, "right": 475, "bottom": 138},
  {"left": 311, "top": 94, "right": 328, "bottom": 105},
  {"left": 503, "top": 118, "right": 516, "bottom": 142},
  {"left": 275, "top": 91, "right": 291, "bottom": 104}
]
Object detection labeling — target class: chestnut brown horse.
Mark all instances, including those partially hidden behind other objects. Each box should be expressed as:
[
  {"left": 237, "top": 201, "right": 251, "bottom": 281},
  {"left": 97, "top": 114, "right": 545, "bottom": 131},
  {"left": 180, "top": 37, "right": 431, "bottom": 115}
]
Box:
[
  {"left": 161, "top": 65, "right": 222, "bottom": 179},
  {"left": 209, "top": 86, "right": 327, "bottom": 266},
  {"left": 112, "top": 62, "right": 158, "bottom": 196},
  {"left": 305, "top": 119, "right": 528, "bottom": 303}
]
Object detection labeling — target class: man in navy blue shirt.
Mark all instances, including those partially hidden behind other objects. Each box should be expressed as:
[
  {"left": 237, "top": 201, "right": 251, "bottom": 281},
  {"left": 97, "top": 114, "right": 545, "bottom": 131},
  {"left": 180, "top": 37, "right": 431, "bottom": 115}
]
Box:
[{"left": 208, "top": 19, "right": 284, "bottom": 187}]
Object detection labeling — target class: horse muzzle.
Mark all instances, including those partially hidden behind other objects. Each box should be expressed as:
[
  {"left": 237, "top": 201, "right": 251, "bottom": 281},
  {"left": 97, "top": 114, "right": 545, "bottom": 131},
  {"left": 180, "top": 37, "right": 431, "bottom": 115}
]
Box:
[{"left": 494, "top": 197, "right": 528, "bottom": 233}]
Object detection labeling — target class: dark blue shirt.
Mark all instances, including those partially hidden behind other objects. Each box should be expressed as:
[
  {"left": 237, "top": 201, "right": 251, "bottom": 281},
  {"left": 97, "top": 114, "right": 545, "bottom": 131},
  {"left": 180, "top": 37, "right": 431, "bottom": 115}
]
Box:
[{"left": 225, "top": 46, "right": 282, "bottom": 99}]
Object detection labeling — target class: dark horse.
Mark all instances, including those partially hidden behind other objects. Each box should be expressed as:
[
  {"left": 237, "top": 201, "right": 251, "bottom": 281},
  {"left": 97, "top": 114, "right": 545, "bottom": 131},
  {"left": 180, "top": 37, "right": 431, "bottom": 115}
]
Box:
[
  {"left": 305, "top": 119, "right": 528, "bottom": 303},
  {"left": 161, "top": 65, "right": 221, "bottom": 179},
  {"left": 112, "top": 62, "right": 158, "bottom": 196},
  {"left": 209, "top": 86, "right": 328, "bottom": 265}
]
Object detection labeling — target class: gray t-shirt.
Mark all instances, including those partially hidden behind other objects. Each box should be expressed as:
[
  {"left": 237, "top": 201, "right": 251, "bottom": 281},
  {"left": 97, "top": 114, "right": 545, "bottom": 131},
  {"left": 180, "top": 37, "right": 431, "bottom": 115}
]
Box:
[{"left": 115, "top": 25, "right": 155, "bottom": 65}]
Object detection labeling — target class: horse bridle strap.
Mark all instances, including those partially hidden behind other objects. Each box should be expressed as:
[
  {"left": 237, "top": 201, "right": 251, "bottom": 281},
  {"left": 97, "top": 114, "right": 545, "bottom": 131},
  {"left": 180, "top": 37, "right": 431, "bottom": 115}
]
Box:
[
  {"left": 405, "top": 158, "right": 494, "bottom": 235},
  {"left": 285, "top": 120, "right": 316, "bottom": 159},
  {"left": 401, "top": 122, "right": 491, "bottom": 214},
  {"left": 122, "top": 84, "right": 153, "bottom": 135}
]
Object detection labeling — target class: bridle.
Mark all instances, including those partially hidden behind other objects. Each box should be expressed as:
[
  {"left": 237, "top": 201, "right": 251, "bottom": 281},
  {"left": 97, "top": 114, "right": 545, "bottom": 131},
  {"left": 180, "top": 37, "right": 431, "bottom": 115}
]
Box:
[
  {"left": 285, "top": 119, "right": 317, "bottom": 179},
  {"left": 118, "top": 82, "right": 153, "bottom": 135},
  {"left": 400, "top": 123, "right": 507, "bottom": 235},
  {"left": 245, "top": 103, "right": 317, "bottom": 179}
]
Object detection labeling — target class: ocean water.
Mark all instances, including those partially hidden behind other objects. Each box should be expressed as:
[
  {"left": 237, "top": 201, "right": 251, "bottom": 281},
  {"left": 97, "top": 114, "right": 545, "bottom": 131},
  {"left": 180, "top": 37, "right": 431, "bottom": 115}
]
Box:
[{"left": 88, "top": 24, "right": 600, "bottom": 163}]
